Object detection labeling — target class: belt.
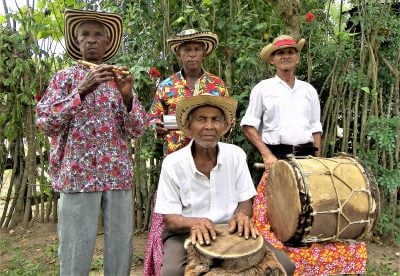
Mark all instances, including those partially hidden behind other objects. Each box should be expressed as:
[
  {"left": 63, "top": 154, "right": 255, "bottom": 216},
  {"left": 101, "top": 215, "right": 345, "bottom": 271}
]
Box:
[{"left": 266, "top": 143, "right": 318, "bottom": 155}]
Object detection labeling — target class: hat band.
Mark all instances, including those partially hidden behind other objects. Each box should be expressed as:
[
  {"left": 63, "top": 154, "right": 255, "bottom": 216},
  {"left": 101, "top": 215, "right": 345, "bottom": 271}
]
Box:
[{"left": 273, "top": 39, "right": 297, "bottom": 47}]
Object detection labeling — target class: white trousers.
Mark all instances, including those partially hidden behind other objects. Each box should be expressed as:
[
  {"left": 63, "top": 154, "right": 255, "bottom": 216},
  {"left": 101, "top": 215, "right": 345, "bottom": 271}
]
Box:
[{"left": 57, "top": 190, "right": 133, "bottom": 276}]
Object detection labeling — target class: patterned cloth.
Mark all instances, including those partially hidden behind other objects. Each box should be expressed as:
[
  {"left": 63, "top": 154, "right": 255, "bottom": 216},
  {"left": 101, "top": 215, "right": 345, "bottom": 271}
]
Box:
[
  {"left": 36, "top": 65, "right": 147, "bottom": 193},
  {"left": 143, "top": 203, "right": 164, "bottom": 276},
  {"left": 147, "top": 69, "right": 228, "bottom": 155},
  {"left": 253, "top": 173, "right": 368, "bottom": 275},
  {"left": 143, "top": 69, "right": 228, "bottom": 276}
]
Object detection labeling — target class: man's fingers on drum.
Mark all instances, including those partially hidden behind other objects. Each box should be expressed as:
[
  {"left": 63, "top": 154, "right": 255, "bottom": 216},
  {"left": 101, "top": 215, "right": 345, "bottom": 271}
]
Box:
[
  {"left": 250, "top": 223, "right": 259, "bottom": 239},
  {"left": 190, "top": 227, "right": 204, "bottom": 245}
]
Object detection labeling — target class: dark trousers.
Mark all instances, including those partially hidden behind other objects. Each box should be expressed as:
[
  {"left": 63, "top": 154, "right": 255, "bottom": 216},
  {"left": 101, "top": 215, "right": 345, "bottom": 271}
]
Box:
[
  {"left": 266, "top": 142, "right": 318, "bottom": 159},
  {"left": 161, "top": 230, "right": 295, "bottom": 276}
]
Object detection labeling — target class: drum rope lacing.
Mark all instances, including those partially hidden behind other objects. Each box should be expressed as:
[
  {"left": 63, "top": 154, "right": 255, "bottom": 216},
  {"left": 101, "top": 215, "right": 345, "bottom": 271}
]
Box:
[
  {"left": 304, "top": 157, "right": 373, "bottom": 243},
  {"left": 286, "top": 155, "right": 375, "bottom": 245}
]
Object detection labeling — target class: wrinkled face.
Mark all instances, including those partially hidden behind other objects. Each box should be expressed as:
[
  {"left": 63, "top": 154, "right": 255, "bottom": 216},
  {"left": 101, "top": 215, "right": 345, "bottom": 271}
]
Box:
[
  {"left": 177, "top": 42, "right": 206, "bottom": 71},
  {"left": 186, "top": 105, "right": 228, "bottom": 149},
  {"left": 75, "top": 20, "right": 110, "bottom": 63},
  {"left": 269, "top": 47, "right": 299, "bottom": 71}
]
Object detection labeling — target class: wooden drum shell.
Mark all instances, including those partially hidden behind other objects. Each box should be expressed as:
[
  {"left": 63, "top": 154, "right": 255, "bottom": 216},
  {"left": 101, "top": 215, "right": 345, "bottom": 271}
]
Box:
[{"left": 265, "top": 154, "right": 380, "bottom": 246}]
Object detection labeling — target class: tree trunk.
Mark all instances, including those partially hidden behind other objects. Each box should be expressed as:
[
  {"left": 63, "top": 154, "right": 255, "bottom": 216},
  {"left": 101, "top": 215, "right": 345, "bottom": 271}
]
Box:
[{"left": 265, "top": 0, "right": 301, "bottom": 37}]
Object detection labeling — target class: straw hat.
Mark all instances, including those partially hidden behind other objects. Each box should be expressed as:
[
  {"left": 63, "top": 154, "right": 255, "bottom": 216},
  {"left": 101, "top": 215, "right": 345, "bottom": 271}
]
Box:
[
  {"left": 260, "top": 35, "right": 305, "bottom": 61},
  {"left": 64, "top": 9, "right": 123, "bottom": 61},
  {"left": 176, "top": 94, "right": 238, "bottom": 137},
  {"left": 167, "top": 29, "right": 218, "bottom": 56}
]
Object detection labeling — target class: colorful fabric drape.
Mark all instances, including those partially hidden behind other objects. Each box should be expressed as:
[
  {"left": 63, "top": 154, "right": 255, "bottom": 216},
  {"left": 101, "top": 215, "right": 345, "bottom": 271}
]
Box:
[{"left": 253, "top": 173, "right": 367, "bottom": 275}]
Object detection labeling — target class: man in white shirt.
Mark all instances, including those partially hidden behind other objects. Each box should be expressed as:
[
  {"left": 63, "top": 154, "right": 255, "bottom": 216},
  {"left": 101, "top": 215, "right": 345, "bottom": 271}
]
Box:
[
  {"left": 240, "top": 35, "right": 323, "bottom": 171},
  {"left": 154, "top": 94, "right": 295, "bottom": 275}
]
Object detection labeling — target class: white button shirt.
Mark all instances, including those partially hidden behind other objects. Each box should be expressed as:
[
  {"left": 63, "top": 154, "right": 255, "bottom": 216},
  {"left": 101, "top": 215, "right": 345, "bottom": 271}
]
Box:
[
  {"left": 240, "top": 76, "right": 323, "bottom": 145},
  {"left": 154, "top": 140, "right": 256, "bottom": 224}
]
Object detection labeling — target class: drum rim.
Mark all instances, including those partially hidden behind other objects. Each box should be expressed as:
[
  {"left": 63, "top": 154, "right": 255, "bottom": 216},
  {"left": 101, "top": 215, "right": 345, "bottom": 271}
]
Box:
[
  {"left": 194, "top": 224, "right": 265, "bottom": 259},
  {"left": 266, "top": 159, "right": 303, "bottom": 243}
]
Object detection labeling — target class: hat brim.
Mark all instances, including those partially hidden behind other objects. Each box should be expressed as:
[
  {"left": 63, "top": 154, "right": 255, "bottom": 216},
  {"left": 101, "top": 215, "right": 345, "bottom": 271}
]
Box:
[
  {"left": 167, "top": 32, "right": 218, "bottom": 56},
  {"left": 176, "top": 95, "right": 237, "bottom": 138},
  {"left": 64, "top": 9, "right": 123, "bottom": 61},
  {"left": 260, "top": 38, "right": 305, "bottom": 61}
]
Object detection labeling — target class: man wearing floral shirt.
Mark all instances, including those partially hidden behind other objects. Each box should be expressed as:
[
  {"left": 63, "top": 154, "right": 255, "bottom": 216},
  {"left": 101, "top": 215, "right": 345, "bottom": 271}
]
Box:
[
  {"left": 148, "top": 29, "right": 229, "bottom": 155},
  {"left": 36, "top": 9, "right": 146, "bottom": 276}
]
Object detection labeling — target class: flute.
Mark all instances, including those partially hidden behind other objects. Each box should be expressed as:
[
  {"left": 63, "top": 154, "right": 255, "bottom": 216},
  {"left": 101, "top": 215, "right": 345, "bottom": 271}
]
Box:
[{"left": 77, "top": 60, "right": 130, "bottom": 76}]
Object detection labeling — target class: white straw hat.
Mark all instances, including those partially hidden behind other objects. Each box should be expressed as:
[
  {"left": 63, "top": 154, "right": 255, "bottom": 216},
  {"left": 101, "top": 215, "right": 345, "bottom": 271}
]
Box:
[
  {"left": 260, "top": 35, "right": 305, "bottom": 61},
  {"left": 175, "top": 93, "right": 237, "bottom": 137}
]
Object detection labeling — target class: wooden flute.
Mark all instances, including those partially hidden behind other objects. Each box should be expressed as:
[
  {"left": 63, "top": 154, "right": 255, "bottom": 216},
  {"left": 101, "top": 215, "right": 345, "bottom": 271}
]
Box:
[{"left": 77, "top": 60, "right": 130, "bottom": 75}]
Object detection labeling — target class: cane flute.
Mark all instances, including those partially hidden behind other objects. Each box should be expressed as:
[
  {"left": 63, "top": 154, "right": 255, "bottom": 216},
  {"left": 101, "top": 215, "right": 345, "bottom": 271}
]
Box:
[{"left": 77, "top": 60, "right": 130, "bottom": 76}]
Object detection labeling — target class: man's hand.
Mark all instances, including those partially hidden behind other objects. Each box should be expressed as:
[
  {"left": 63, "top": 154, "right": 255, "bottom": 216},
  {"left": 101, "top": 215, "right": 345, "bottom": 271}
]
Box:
[
  {"left": 154, "top": 119, "right": 168, "bottom": 138},
  {"left": 228, "top": 212, "right": 259, "bottom": 240},
  {"left": 262, "top": 153, "right": 278, "bottom": 172},
  {"left": 189, "top": 218, "right": 223, "bottom": 246},
  {"left": 78, "top": 64, "right": 115, "bottom": 98},
  {"left": 113, "top": 66, "right": 134, "bottom": 111}
]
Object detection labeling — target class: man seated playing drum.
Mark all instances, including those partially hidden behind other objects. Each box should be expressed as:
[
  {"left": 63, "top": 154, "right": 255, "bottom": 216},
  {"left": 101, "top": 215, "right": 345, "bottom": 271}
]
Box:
[{"left": 154, "top": 93, "right": 295, "bottom": 275}]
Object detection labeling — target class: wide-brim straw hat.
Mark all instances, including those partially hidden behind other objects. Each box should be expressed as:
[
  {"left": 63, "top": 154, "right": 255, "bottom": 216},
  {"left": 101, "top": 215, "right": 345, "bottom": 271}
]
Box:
[
  {"left": 64, "top": 9, "right": 123, "bottom": 61},
  {"left": 176, "top": 94, "right": 238, "bottom": 137},
  {"left": 260, "top": 35, "right": 305, "bottom": 61},
  {"left": 167, "top": 29, "right": 218, "bottom": 56}
]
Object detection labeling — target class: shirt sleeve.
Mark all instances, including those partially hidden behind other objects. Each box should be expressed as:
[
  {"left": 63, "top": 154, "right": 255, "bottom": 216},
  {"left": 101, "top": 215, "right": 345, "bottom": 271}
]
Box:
[
  {"left": 235, "top": 149, "right": 257, "bottom": 202},
  {"left": 35, "top": 71, "right": 81, "bottom": 137},
  {"left": 309, "top": 86, "right": 323, "bottom": 134},
  {"left": 123, "top": 94, "right": 148, "bottom": 139},
  {"left": 240, "top": 83, "right": 263, "bottom": 130},
  {"left": 154, "top": 161, "right": 183, "bottom": 215},
  {"left": 147, "top": 84, "right": 166, "bottom": 130}
]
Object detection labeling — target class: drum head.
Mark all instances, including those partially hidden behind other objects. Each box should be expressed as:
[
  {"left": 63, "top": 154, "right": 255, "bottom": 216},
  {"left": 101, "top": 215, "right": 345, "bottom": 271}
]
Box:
[
  {"left": 195, "top": 224, "right": 264, "bottom": 259},
  {"left": 266, "top": 160, "right": 301, "bottom": 242}
]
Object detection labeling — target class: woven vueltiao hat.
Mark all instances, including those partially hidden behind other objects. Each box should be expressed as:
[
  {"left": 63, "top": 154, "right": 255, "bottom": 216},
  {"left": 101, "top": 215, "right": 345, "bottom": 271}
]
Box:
[
  {"left": 176, "top": 93, "right": 237, "bottom": 137},
  {"left": 260, "top": 35, "right": 305, "bottom": 61},
  {"left": 64, "top": 9, "right": 123, "bottom": 61},
  {"left": 167, "top": 29, "right": 218, "bottom": 56}
]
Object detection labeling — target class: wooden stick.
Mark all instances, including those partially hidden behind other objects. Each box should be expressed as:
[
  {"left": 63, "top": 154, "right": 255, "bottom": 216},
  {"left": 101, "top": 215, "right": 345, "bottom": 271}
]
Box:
[{"left": 77, "top": 59, "right": 130, "bottom": 75}]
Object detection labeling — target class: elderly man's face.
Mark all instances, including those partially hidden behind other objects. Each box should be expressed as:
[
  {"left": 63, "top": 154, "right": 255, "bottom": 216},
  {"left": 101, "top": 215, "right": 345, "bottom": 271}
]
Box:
[
  {"left": 177, "top": 42, "right": 206, "bottom": 71},
  {"left": 186, "top": 105, "right": 228, "bottom": 149},
  {"left": 76, "top": 21, "right": 110, "bottom": 63},
  {"left": 270, "top": 47, "right": 299, "bottom": 72}
]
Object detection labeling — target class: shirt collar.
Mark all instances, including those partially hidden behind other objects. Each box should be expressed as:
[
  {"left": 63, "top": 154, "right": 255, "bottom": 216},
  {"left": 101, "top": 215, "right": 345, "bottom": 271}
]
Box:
[
  {"left": 274, "top": 75, "right": 299, "bottom": 90},
  {"left": 180, "top": 68, "right": 205, "bottom": 79},
  {"left": 186, "top": 139, "right": 223, "bottom": 175}
]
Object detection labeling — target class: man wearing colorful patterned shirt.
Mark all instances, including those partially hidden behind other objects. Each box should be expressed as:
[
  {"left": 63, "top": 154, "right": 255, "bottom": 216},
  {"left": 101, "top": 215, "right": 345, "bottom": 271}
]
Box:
[
  {"left": 144, "top": 29, "right": 229, "bottom": 276},
  {"left": 148, "top": 29, "right": 229, "bottom": 155},
  {"left": 36, "top": 9, "right": 147, "bottom": 276}
]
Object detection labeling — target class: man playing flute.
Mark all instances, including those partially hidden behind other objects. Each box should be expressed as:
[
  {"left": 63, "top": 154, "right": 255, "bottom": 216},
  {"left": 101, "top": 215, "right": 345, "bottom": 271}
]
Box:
[{"left": 36, "top": 9, "right": 147, "bottom": 276}]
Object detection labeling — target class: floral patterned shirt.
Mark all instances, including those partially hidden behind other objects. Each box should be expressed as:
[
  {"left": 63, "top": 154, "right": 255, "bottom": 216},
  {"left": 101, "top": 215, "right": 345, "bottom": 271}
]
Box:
[
  {"left": 148, "top": 69, "right": 228, "bottom": 155},
  {"left": 36, "top": 65, "right": 147, "bottom": 193}
]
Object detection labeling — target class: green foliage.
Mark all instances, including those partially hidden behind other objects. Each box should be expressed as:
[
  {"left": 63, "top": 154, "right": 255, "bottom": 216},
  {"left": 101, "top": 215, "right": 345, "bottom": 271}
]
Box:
[
  {"left": 375, "top": 210, "right": 400, "bottom": 245},
  {"left": 7, "top": 252, "right": 43, "bottom": 275},
  {"left": 366, "top": 116, "right": 399, "bottom": 155},
  {"left": 90, "top": 257, "right": 104, "bottom": 271}
]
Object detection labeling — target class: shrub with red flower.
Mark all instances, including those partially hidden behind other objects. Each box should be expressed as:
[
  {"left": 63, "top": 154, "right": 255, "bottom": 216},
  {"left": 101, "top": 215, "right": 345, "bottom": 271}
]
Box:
[
  {"left": 148, "top": 67, "right": 161, "bottom": 79},
  {"left": 34, "top": 93, "right": 42, "bottom": 102},
  {"left": 305, "top": 12, "right": 316, "bottom": 22}
]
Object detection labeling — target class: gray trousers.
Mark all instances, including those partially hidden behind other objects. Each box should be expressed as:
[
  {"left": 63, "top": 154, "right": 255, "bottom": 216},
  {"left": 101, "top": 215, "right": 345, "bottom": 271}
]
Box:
[
  {"left": 57, "top": 190, "right": 133, "bottom": 276},
  {"left": 161, "top": 231, "right": 295, "bottom": 276}
]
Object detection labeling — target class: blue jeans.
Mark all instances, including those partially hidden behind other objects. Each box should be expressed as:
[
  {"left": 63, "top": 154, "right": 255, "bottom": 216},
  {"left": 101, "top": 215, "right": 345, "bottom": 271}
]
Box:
[{"left": 57, "top": 190, "right": 133, "bottom": 276}]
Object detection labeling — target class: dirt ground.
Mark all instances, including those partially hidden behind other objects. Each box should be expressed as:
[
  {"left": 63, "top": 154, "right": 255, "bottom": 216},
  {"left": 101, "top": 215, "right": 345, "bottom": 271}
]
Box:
[{"left": 0, "top": 222, "right": 399, "bottom": 275}]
